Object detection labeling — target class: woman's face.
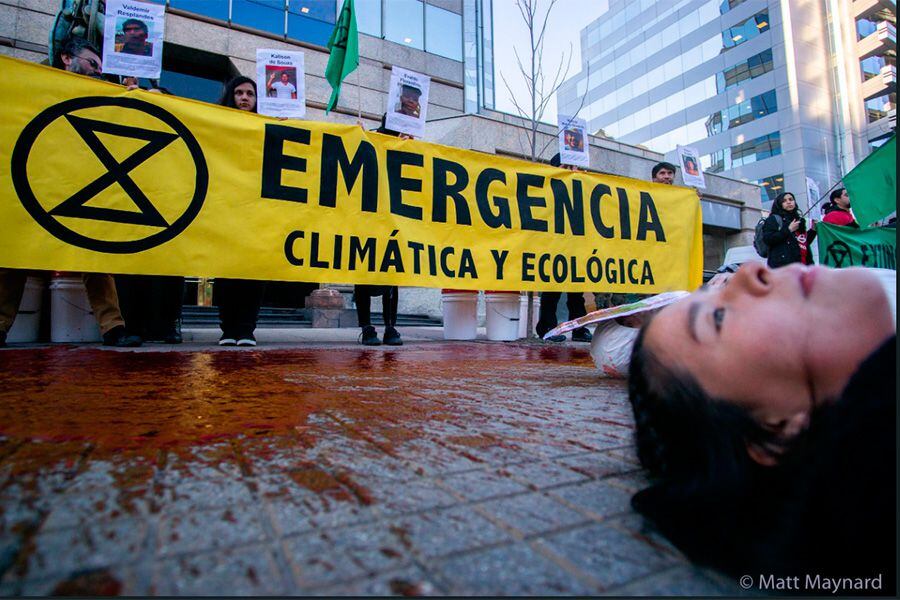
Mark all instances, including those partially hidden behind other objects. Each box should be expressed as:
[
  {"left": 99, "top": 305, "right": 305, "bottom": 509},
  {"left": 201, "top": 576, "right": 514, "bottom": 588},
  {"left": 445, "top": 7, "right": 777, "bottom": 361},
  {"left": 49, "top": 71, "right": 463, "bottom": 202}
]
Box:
[
  {"left": 233, "top": 82, "right": 256, "bottom": 111},
  {"left": 780, "top": 194, "right": 796, "bottom": 211},
  {"left": 644, "top": 263, "right": 893, "bottom": 428}
]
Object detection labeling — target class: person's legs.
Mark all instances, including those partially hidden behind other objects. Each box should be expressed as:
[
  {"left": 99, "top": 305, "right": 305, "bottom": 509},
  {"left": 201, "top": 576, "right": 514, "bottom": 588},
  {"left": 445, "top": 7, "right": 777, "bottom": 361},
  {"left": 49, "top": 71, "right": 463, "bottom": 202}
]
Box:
[
  {"left": 536, "top": 291, "right": 561, "bottom": 338},
  {"left": 215, "top": 278, "right": 237, "bottom": 344},
  {"left": 0, "top": 269, "right": 28, "bottom": 345},
  {"left": 566, "top": 292, "right": 592, "bottom": 342},
  {"left": 233, "top": 280, "right": 266, "bottom": 345},
  {"left": 82, "top": 273, "right": 126, "bottom": 335},
  {"left": 84, "top": 273, "right": 141, "bottom": 346},
  {"left": 383, "top": 287, "right": 402, "bottom": 346},
  {"left": 355, "top": 285, "right": 380, "bottom": 345},
  {"left": 115, "top": 274, "right": 149, "bottom": 337}
]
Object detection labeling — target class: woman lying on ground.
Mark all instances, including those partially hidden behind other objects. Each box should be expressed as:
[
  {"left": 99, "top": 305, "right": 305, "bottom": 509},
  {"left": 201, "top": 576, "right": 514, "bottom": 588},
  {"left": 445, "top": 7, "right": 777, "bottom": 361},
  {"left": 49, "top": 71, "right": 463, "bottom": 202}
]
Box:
[{"left": 628, "top": 262, "right": 896, "bottom": 590}]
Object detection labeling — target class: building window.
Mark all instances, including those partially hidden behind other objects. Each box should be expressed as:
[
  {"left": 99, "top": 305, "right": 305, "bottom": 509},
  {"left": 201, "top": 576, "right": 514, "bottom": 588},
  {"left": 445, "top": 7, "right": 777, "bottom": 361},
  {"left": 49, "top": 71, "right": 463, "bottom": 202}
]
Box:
[
  {"left": 856, "top": 18, "right": 878, "bottom": 40},
  {"left": 865, "top": 94, "right": 895, "bottom": 123},
  {"left": 722, "top": 10, "right": 769, "bottom": 49},
  {"left": 231, "top": 0, "right": 286, "bottom": 36},
  {"left": 354, "top": 0, "right": 382, "bottom": 37},
  {"left": 288, "top": 0, "right": 337, "bottom": 46},
  {"left": 719, "top": 0, "right": 748, "bottom": 14},
  {"left": 705, "top": 89, "right": 778, "bottom": 135},
  {"left": 716, "top": 49, "right": 774, "bottom": 92},
  {"left": 756, "top": 173, "right": 783, "bottom": 207},
  {"left": 425, "top": 4, "right": 462, "bottom": 61},
  {"left": 168, "top": 0, "right": 229, "bottom": 22},
  {"left": 384, "top": 0, "right": 424, "bottom": 49},
  {"left": 860, "top": 55, "right": 886, "bottom": 81},
  {"left": 707, "top": 132, "right": 781, "bottom": 172}
]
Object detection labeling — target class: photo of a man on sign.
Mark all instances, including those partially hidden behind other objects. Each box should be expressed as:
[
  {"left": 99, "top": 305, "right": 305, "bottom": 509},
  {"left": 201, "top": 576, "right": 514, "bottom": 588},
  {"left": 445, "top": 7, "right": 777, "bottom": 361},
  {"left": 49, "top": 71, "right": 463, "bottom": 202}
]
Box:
[
  {"left": 266, "top": 68, "right": 298, "bottom": 99},
  {"left": 115, "top": 18, "right": 153, "bottom": 56},
  {"left": 385, "top": 66, "right": 430, "bottom": 138},
  {"left": 395, "top": 83, "right": 422, "bottom": 118}
]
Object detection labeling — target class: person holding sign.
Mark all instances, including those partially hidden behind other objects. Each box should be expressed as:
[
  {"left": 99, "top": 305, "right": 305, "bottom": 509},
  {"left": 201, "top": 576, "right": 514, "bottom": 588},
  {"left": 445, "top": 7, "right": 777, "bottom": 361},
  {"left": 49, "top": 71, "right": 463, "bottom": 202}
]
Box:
[
  {"left": 397, "top": 84, "right": 422, "bottom": 118},
  {"left": 266, "top": 71, "right": 297, "bottom": 100},
  {"left": 354, "top": 114, "right": 408, "bottom": 347},
  {"left": 213, "top": 76, "right": 266, "bottom": 347},
  {"left": 536, "top": 153, "right": 592, "bottom": 344}
]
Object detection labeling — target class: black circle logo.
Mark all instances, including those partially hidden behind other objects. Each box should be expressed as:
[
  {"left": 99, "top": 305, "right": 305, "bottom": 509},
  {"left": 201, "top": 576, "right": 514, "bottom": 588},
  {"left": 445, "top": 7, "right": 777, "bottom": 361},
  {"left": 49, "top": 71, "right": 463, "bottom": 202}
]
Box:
[
  {"left": 826, "top": 241, "right": 853, "bottom": 268},
  {"left": 11, "top": 96, "right": 208, "bottom": 254}
]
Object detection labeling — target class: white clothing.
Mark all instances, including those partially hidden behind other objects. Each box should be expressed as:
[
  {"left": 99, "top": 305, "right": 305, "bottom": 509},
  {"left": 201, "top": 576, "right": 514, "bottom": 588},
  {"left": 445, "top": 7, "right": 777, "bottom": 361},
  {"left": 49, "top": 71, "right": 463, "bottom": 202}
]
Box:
[{"left": 271, "top": 80, "right": 296, "bottom": 99}]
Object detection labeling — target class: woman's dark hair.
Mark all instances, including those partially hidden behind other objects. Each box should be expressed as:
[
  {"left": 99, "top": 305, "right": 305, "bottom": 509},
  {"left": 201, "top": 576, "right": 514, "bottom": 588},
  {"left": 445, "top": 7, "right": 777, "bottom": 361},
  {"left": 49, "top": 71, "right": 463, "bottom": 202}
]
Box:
[
  {"left": 829, "top": 187, "right": 845, "bottom": 202},
  {"left": 626, "top": 320, "right": 802, "bottom": 570},
  {"left": 771, "top": 191, "right": 805, "bottom": 232},
  {"left": 219, "top": 76, "right": 257, "bottom": 112}
]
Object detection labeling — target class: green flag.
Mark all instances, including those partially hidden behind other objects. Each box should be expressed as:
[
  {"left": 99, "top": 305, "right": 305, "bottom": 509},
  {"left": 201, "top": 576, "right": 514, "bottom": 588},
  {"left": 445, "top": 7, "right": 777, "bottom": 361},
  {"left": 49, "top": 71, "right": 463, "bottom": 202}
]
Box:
[
  {"left": 816, "top": 222, "right": 896, "bottom": 269},
  {"left": 843, "top": 135, "right": 896, "bottom": 228},
  {"left": 325, "top": 0, "right": 359, "bottom": 113}
]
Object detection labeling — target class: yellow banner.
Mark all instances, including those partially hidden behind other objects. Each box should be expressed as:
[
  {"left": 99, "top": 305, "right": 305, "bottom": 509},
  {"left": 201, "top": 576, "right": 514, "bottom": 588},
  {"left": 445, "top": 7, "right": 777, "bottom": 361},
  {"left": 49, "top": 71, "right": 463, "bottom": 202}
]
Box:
[{"left": 0, "top": 56, "right": 703, "bottom": 292}]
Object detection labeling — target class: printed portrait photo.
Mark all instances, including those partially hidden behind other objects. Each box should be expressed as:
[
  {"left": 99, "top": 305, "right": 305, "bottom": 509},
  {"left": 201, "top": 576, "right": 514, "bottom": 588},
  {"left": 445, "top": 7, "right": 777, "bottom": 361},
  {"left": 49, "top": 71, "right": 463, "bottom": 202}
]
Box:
[
  {"left": 394, "top": 83, "right": 422, "bottom": 118},
  {"left": 563, "top": 127, "right": 584, "bottom": 152},
  {"left": 114, "top": 17, "right": 153, "bottom": 56},
  {"left": 265, "top": 66, "right": 299, "bottom": 100}
]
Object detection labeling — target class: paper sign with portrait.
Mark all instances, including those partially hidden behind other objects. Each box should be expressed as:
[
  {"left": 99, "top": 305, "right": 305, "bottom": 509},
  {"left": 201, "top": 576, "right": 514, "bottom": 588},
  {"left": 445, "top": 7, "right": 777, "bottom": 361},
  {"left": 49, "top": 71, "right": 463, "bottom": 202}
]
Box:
[
  {"left": 256, "top": 49, "right": 306, "bottom": 119},
  {"left": 557, "top": 114, "right": 589, "bottom": 168},
  {"left": 102, "top": 0, "right": 165, "bottom": 78},
  {"left": 806, "top": 176, "right": 821, "bottom": 218},
  {"left": 677, "top": 145, "right": 706, "bottom": 189},
  {"left": 385, "top": 67, "right": 430, "bottom": 138}
]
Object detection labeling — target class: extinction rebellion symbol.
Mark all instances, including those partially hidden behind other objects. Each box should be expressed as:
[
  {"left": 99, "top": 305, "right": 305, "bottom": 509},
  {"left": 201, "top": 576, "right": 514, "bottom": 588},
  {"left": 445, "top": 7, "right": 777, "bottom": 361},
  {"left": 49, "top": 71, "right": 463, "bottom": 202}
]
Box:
[{"left": 11, "top": 96, "right": 208, "bottom": 254}]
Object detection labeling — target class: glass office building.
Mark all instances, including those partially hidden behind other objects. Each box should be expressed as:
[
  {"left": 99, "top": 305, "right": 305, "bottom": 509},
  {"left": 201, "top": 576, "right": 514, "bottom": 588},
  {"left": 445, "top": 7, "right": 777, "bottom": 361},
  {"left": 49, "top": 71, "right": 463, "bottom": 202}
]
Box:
[{"left": 558, "top": 0, "right": 896, "bottom": 208}]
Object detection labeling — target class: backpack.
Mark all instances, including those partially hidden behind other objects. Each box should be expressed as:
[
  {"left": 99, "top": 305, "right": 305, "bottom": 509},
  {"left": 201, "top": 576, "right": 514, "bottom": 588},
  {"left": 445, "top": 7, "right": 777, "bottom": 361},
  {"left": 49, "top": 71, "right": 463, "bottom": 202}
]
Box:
[{"left": 753, "top": 214, "right": 782, "bottom": 258}]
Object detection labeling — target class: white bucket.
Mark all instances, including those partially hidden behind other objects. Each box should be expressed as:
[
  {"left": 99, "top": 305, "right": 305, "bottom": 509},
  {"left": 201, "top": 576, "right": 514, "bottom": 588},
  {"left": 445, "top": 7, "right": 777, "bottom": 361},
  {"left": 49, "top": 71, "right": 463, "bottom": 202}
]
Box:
[
  {"left": 50, "top": 277, "right": 101, "bottom": 343},
  {"left": 485, "top": 292, "right": 520, "bottom": 341},
  {"left": 518, "top": 295, "right": 541, "bottom": 339},
  {"left": 7, "top": 277, "right": 43, "bottom": 343},
  {"left": 441, "top": 290, "right": 478, "bottom": 340}
]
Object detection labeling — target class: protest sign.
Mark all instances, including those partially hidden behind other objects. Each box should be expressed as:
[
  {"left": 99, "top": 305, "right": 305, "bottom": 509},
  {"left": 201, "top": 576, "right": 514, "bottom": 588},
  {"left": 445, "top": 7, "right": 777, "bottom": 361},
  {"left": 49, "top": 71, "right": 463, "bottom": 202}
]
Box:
[
  {"left": 557, "top": 114, "right": 589, "bottom": 168},
  {"left": 677, "top": 146, "right": 705, "bottom": 189},
  {"left": 0, "top": 56, "right": 704, "bottom": 293},
  {"left": 805, "top": 176, "right": 821, "bottom": 218},
  {"left": 257, "top": 50, "right": 306, "bottom": 119},
  {"left": 385, "top": 67, "right": 429, "bottom": 138},
  {"left": 816, "top": 222, "right": 896, "bottom": 270},
  {"left": 102, "top": 0, "right": 165, "bottom": 79}
]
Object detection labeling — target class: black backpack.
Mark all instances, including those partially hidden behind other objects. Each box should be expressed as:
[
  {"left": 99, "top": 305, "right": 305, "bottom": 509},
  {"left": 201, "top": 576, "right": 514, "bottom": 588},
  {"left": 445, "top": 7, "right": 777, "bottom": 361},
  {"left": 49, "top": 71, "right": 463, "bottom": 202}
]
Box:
[{"left": 753, "top": 214, "right": 782, "bottom": 258}]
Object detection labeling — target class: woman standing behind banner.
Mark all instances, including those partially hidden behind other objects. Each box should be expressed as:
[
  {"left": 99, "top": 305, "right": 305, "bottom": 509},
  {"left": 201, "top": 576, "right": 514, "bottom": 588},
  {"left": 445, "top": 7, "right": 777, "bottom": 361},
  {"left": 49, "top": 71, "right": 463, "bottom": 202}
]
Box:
[
  {"left": 213, "top": 76, "right": 266, "bottom": 347},
  {"left": 763, "top": 192, "right": 816, "bottom": 268}
]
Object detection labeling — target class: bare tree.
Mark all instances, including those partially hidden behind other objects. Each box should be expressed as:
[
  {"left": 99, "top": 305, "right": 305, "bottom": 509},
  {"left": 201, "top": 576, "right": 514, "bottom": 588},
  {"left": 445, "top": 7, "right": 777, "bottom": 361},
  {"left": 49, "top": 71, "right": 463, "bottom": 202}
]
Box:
[{"left": 498, "top": 0, "right": 590, "bottom": 337}]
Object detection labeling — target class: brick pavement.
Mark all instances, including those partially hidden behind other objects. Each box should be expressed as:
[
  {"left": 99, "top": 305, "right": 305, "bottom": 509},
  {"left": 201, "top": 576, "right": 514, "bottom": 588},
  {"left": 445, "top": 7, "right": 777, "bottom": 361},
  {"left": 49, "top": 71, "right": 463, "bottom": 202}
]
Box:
[{"left": 0, "top": 336, "right": 742, "bottom": 596}]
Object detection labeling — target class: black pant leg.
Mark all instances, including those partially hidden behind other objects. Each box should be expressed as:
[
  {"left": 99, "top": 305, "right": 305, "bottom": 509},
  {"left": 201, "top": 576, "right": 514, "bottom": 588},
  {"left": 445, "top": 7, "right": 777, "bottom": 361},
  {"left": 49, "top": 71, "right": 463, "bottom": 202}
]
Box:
[
  {"left": 382, "top": 286, "right": 399, "bottom": 327},
  {"left": 115, "top": 274, "right": 149, "bottom": 336},
  {"left": 565, "top": 292, "right": 587, "bottom": 321},
  {"left": 536, "top": 291, "right": 561, "bottom": 336},
  {"left": 354, "top": 285, "right": 373, "bottom": 327}
]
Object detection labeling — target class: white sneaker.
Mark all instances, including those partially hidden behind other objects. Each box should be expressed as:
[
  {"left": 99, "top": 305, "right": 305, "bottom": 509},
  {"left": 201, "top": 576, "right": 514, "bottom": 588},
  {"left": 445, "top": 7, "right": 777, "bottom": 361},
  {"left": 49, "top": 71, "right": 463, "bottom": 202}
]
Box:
[
  {"left": 219, "top": 337, "right": 237, "bottom": 346},
  {"left": 236, "top": 336, "right": 257, "bottom": 347}
]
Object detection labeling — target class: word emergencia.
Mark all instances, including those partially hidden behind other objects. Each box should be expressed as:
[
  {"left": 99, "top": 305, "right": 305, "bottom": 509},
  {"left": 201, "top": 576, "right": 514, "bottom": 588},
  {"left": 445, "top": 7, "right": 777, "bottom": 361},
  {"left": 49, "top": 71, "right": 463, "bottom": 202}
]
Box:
[{"left": 0, "top": 56, "right": 704, "bottom": 293}]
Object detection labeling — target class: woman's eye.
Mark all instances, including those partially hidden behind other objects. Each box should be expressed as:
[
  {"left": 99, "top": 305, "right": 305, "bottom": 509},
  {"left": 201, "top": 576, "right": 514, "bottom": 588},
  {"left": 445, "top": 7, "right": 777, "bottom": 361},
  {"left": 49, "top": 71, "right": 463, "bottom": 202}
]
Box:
[{"left": 713, "top": 307, "right": 725, "bottom": 332}]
